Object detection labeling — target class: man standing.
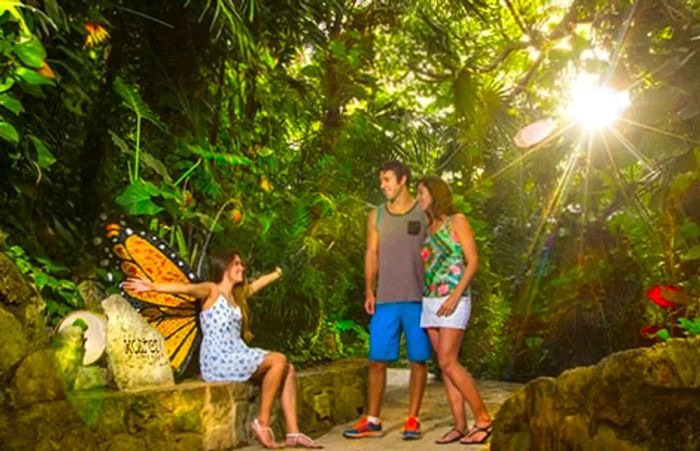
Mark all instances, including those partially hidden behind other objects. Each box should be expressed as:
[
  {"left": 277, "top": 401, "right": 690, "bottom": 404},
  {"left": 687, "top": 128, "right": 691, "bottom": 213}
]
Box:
[{"left": 343, "top": 160, "right": 431, "bottom": 440}]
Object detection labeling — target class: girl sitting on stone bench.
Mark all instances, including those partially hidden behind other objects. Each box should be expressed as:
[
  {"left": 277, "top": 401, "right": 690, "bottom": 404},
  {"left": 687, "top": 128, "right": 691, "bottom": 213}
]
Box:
[{"left": 124, "top": 250, "right": 322, "bottom": 449}]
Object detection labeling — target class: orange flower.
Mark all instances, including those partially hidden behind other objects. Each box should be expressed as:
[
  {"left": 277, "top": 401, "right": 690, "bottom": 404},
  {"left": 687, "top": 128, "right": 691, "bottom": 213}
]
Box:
[
  {"left": 231, "top": 209, "right": 242, "bottom": 224},
  {"left": 84, "top": 23, "right": 110, "bottom": 48},
  {"left": 38, "top": 62, "right": 55, "bottom": 79}
]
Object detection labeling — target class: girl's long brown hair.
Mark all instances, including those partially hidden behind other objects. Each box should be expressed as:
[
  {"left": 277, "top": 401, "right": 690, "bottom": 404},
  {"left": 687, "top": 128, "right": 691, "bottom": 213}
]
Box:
[
  {"left": 209, "top": 250, "right": 254, "bottom": 343},
  {"left": 417, "top": 175, "right": 457, "bottom": 223}
]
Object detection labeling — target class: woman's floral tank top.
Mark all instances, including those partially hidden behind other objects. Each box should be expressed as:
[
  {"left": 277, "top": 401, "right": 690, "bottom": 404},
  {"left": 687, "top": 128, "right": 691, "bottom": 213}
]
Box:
[{"left": 421, "top": 215, "right": 464, "bottom": 297}]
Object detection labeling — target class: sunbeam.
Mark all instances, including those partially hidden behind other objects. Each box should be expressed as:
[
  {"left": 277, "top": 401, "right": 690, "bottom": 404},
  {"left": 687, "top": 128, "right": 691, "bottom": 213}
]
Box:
[
  {"left": 618, "top": 117, "right": 700, "bottom": 146},
  {"left": 599, "top": 132, "right": 667, "bottom": 273},
  {"left": 525, "top": 141, "right": 582, "bottom": 277},
  {"left": 607, "top": 127, "right": 656, "bottom": 172},
  {"left": 488, "top": 121, "right": 576, "bottom": 182}
]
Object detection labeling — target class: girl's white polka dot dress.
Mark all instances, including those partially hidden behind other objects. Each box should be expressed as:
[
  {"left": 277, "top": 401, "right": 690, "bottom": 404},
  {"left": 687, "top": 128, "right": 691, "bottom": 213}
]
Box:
[{"left": 199, "top": 295, "right": 268, "bottom": 382}]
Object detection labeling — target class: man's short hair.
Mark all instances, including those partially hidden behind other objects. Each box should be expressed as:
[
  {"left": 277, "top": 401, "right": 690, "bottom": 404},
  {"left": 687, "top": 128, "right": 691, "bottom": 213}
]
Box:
[{"left": 379, "top": 160, "right": 411, "bottom": 186}]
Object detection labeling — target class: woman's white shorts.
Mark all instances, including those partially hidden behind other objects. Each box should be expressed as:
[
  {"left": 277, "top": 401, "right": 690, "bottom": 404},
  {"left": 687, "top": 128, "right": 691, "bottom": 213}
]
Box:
[{"left": 420, "top": 293, "right": 471, "bottom": 330}]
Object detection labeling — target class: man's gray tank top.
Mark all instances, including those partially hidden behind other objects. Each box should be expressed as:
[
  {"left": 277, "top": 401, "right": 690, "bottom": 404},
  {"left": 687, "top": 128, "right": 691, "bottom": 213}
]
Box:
[{"left": 375, "top": 202, "right": 426, "bottom": 303}]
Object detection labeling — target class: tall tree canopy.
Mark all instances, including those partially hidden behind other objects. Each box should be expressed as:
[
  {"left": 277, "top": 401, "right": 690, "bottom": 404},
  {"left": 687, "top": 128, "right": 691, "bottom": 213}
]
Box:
[{"left": 1, "top": 0, "right": 698, "bottom": 377}]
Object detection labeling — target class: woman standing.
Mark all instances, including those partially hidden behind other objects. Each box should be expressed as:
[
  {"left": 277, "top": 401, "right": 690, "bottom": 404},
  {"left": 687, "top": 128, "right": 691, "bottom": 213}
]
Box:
[
  {"left": 125, "top": 251, "right": 322, "bottom": 449},
  {"left": 416, "top": 175, "right": 493, "bottom": 445}
]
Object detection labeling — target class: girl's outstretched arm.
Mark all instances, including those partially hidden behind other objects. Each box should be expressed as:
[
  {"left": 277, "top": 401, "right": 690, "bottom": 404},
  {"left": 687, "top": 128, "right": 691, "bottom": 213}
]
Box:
[
  {"left": 248, "top": 267, "right": 283, "bottom": 295},
  {"left": 123, "top": 277, "right": 216, "bottom": 301}
]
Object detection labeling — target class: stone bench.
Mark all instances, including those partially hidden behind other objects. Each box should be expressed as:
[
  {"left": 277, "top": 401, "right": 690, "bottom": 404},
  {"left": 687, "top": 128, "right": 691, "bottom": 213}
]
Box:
[
  {"left": 3, "top": 358, "right": 367, "bottom": 450},
  {"left": 0, "top": 252, "right": 368, "bottom": 449}
]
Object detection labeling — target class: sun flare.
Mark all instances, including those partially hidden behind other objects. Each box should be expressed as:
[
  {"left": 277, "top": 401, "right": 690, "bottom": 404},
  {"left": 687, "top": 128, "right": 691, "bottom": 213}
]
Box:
[{"left": 566, "top": 73, "right": 630, "bottom": 130}]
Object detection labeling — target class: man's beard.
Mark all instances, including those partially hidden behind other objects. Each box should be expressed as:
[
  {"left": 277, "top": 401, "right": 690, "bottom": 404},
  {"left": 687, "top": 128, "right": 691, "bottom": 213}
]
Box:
[{"left": 383, "top": 190, "right": 399, "bottom": 203}]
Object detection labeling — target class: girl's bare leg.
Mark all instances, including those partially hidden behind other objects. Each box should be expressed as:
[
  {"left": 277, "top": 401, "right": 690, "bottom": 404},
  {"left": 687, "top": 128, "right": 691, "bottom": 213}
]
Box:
[
  {"left": 435, "top": 327, "right": 491, "bottom": 442},
  {"left": 280, "top": 363, "right": 300, "bottom": 433},
  {"left": 427, "top": 328, "right": 466, "bottom": 432}
]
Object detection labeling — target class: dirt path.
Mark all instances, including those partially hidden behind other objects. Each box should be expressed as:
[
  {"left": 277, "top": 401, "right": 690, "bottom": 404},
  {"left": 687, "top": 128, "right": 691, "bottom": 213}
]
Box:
[{"left": 241, "top": 369, "right": 521, "bottom": 450}]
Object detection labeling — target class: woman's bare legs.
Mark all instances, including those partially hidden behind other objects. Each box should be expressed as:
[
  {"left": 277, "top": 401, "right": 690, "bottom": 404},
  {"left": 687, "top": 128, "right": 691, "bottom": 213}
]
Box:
[
  {"left": 427, "top": 328, "right": 467, "bottom": 433},
  {"left": 280, "top": 362, "right": 300, "bottom": 433},
  {"left": 433, "top": 327, "right": 491, "bottom": 441},
  {"left": 250, "top": 352, "right": 289, "bottom": 446},
  {"left": 252, "top": 354, "right": 299, "bottom": 433},
  {"left": 251, "top": 353, "right": 322, "bottom": 448}
]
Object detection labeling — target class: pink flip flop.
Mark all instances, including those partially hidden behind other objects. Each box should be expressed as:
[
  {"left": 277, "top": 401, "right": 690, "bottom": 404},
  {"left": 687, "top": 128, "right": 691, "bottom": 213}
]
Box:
[
  {"left": 251, "top": 418, "right": 282, "bottom": 449},
  {"left": 286, "top": 432, "right": 324, "bottom": 449}
]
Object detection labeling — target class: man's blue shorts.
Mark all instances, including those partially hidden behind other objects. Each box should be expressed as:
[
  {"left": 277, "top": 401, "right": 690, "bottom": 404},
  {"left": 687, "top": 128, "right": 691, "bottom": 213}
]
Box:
[{"left": 369, "top": 301, "right": 432, "bottom": 363}]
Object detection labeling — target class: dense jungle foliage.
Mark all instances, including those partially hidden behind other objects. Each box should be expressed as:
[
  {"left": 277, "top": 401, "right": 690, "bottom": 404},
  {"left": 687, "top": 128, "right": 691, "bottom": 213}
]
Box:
[{"left": 1, "top": 0, "right": 699, "bottom": 381}]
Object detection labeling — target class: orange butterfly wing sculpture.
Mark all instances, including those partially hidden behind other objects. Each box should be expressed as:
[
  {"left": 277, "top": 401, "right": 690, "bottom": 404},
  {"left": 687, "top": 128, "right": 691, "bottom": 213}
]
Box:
[{"left": 105, "top": 223, "right": 201, "bottom": 379}]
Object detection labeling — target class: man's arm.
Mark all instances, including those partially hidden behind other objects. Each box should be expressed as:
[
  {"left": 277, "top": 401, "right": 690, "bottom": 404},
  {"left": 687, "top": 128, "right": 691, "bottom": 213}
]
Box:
[{"left": 364, "top": 209, "right": 379, "bottom": 315}]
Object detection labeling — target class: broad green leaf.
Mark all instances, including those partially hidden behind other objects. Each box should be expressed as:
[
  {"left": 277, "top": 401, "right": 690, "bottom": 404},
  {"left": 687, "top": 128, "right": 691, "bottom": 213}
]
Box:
[
  {"left": 679, "top": 220, "right": 700, "bottom": 240},
  {"left": 259, "top": 214, "right": 275, "bottom": 236},
  {"left": 140, "top": 150, "right": 171, "bottom": 181},
  {"left": 57, "top": 279, "right": 78, "bottom": 290},
  {"left": 0, "top": 93, "right": 23, "bottom": 115},
  {"left": 682, "top": 245, "right": 700, "bottom": 261},
  {"left": 14, "top": 36, "right": 46, "bottom": 68},
  {"left": 0, "top": 77, "right": 14, "bottom": 92},
  {"left": 188, "top": 144, "right": 252, "bottom": 166},
  {"left": 678, "top": 318, "right": 700, "bottom": 336},
  {"left": 109, "top": 131, "right": 131, "bottom": 154},
  {"left": 155, "top": 182, "right": 180, "bottom": 201},
  {"left": 0, "top": 40, "right": 12, "bottom": 55},
  {"left": 195, "top": 213, "right": 223, "bottom": 232},
  {"left": 115, "top": 180, "right": 164, "bottom": 215},
  {"left": 35, "top": 256, "right": 69, "bottom": 274},
  {"left": 15, "top": 67, "right": 54, "bottom": 86},
  {"left": 655, "top": 329, "right": 671, "bottom": 341},
  {"left": 329, "top": 40, "right": 346, "bottom": 59},
  {"left": 33, "top": 271, "right": 49, "bottom": 290},
  {"left": 0, "top": 121, "right": 19, "bottom": 144},
  {"left": 113, "top": 77, "right": 162, "bottom": 127},
  {"left": 260, "top": 47, "right": 277, "bottom": 69},
  {"left": 71, "top": 319, "right": 88, "bottom": 331},
  {"left": 669, "top": 171, "right": 696, "bottom": 194},
  {"left": 525, "top": 337, "right": 544, "bottom": 348},
  {"left": 333, "top": 319, "right": 357, "bottom": 331},
  {"left": 0, "top": 2, "right": 30, "bottom": 34},
  {"left": 300, "top": 65, "right": 322, "bottom": 78},
  {"left": 29, "top": 135, "right": 56, "bottom": 168}
]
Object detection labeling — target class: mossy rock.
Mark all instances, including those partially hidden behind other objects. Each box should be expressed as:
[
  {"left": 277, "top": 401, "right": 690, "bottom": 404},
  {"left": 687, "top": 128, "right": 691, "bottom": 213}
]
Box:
[
  {"left": 0, "top": 306, "right": 28, "bottom": 380},
  {"left": 492, "top": 337, "right": 700, "bottom": 450},
  {"left": 296, "top": 359, "right": 367, "bottom": 434},
  {"left": 0, "top": 252, "right": 35, "bottom": 306},
  {"left": 11, "top": 349, "right": 65, "bottom": 408},
  {"left": 0, "top": 252, "right": 49, "bottom": 351}
]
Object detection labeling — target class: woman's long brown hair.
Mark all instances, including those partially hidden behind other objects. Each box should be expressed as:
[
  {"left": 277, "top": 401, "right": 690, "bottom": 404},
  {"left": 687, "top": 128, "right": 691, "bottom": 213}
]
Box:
[
  {"left": 209, "top": 250, "right": 254, "bottom": 343},
  {"left": 417, "top": 175, "right": 457, "bottom": 223}
]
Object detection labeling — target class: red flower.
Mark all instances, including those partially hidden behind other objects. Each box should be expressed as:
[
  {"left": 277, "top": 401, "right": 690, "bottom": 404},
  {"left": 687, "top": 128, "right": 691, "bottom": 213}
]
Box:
[
  {"left": 645, "top": 285, "right": 680, "bottom": 308},
  {"left": 640, "top": 325, "right": 661, "bottom": 338}
]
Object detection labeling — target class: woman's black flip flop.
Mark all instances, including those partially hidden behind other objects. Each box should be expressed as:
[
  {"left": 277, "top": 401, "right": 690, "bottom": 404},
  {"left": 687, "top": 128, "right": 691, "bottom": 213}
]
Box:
[{"left": 435, "top": 428, "right": 466, "bottom": 444}]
